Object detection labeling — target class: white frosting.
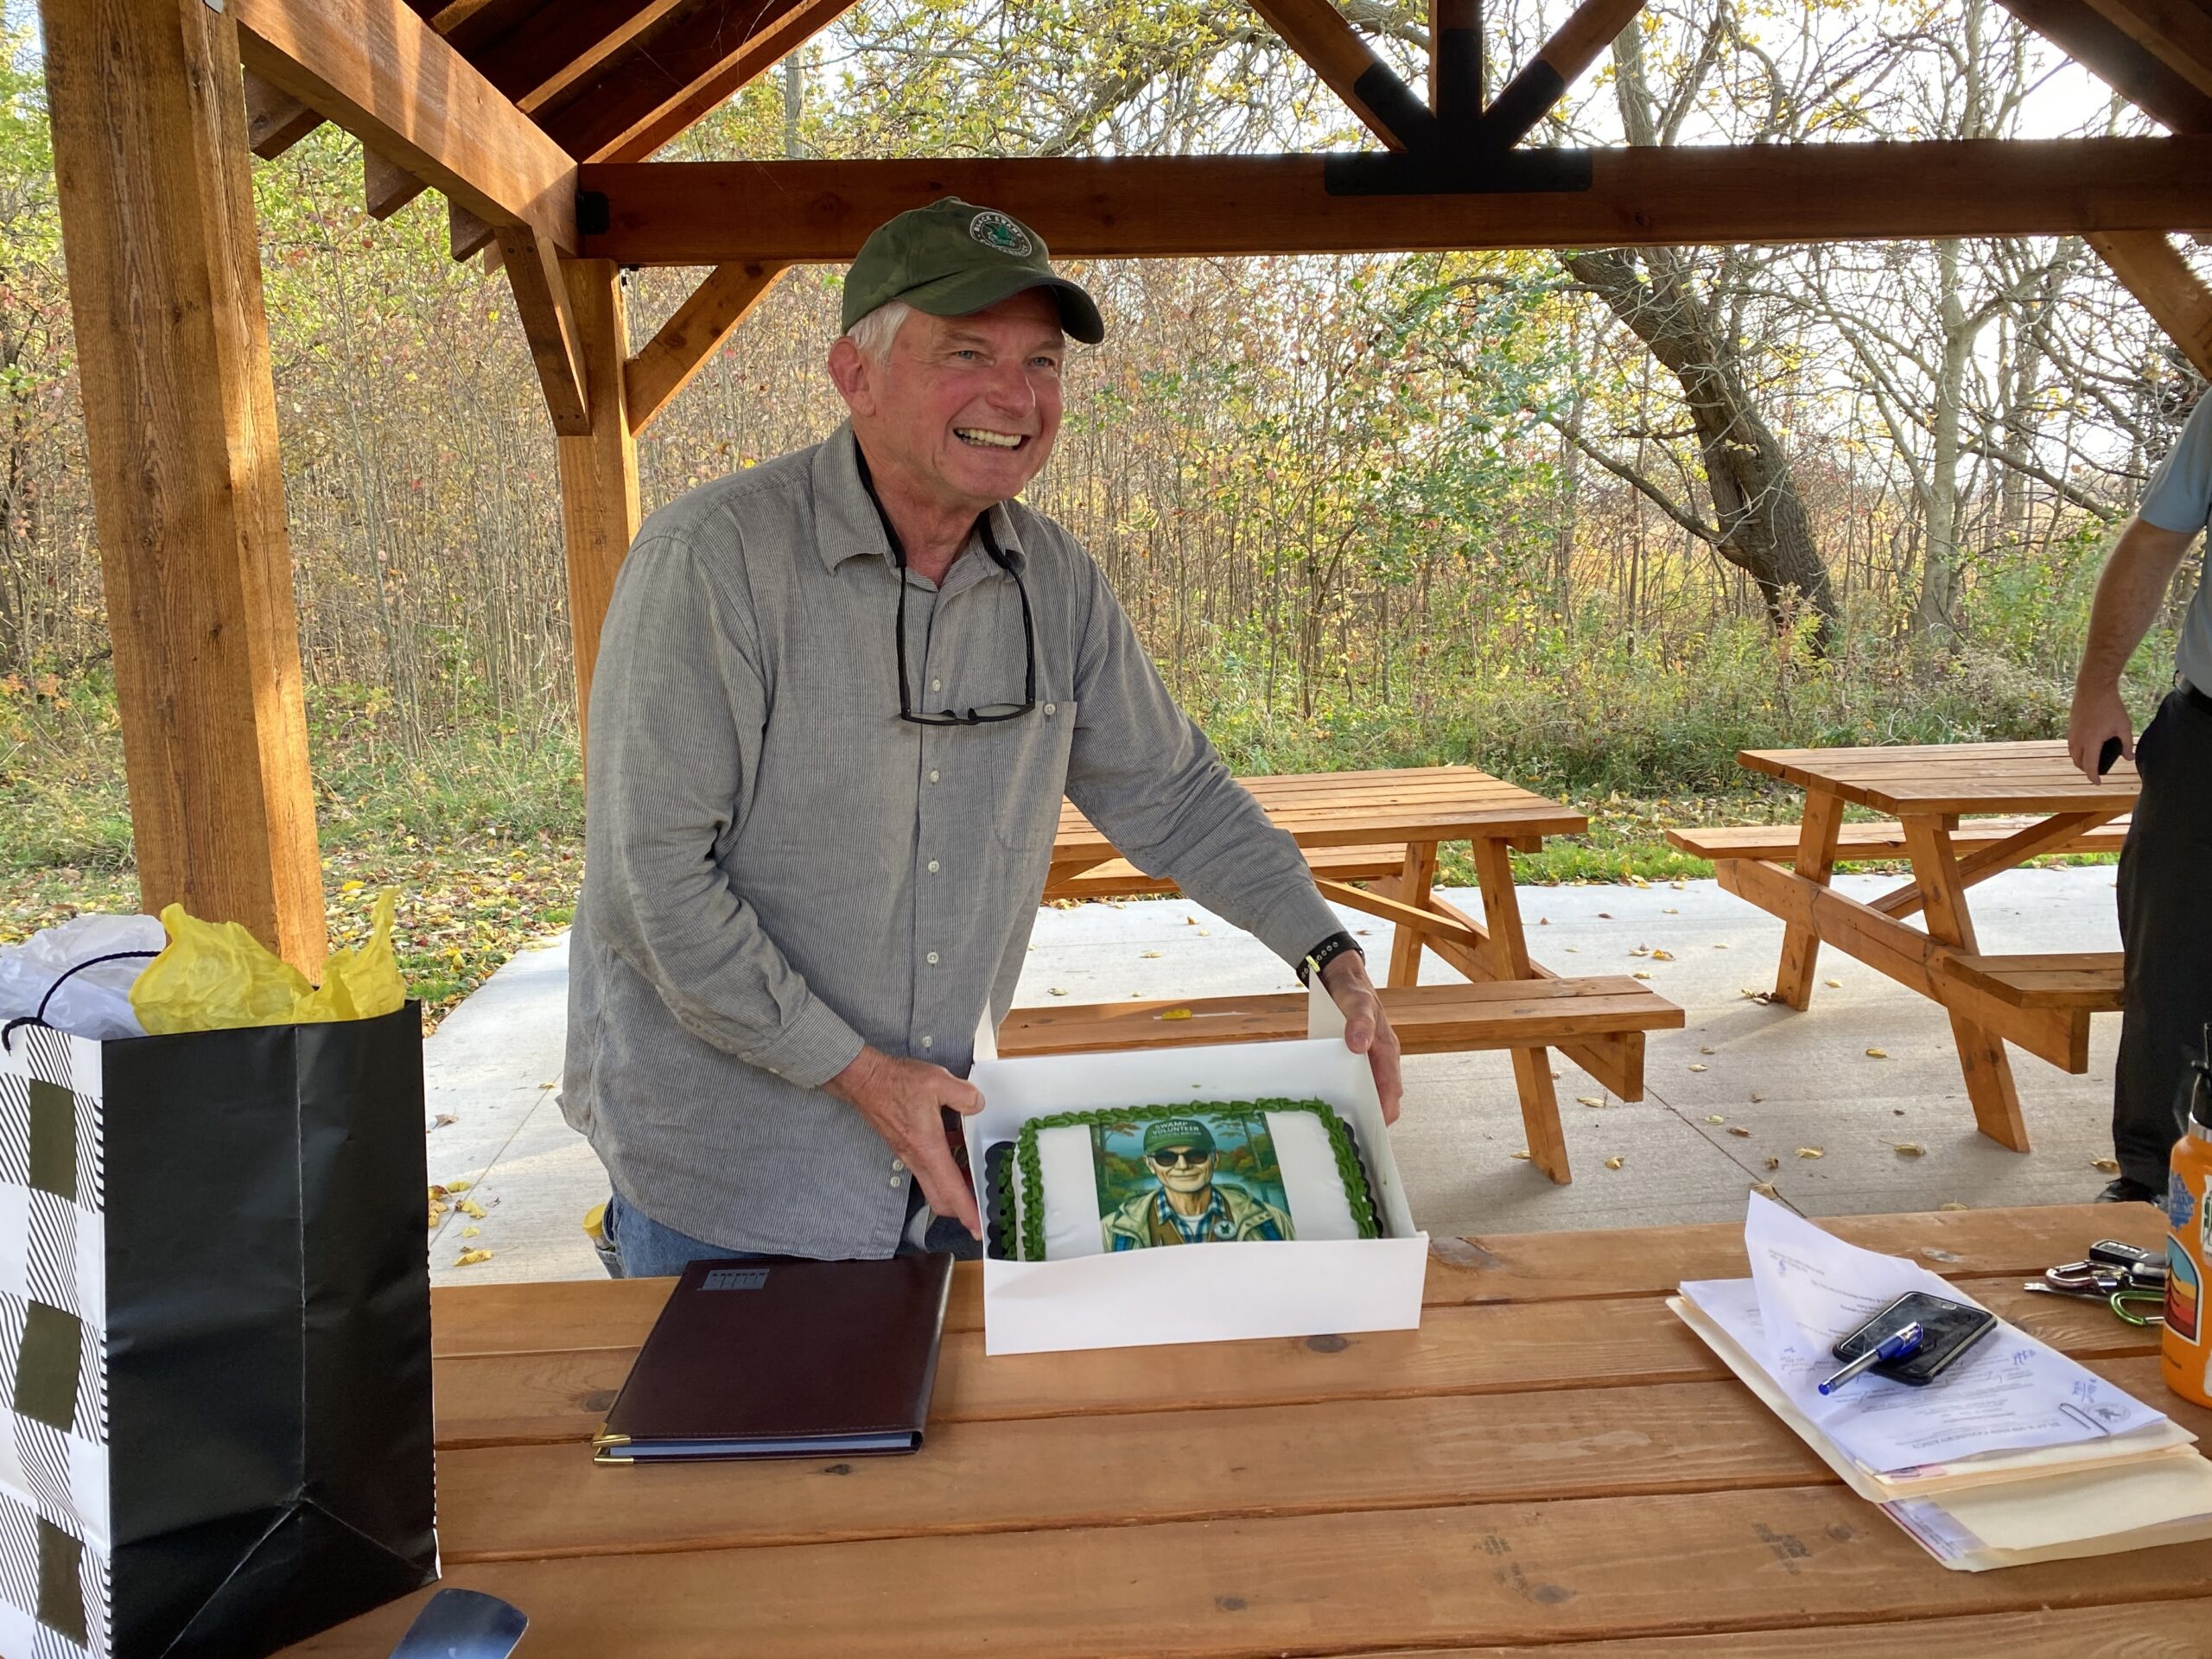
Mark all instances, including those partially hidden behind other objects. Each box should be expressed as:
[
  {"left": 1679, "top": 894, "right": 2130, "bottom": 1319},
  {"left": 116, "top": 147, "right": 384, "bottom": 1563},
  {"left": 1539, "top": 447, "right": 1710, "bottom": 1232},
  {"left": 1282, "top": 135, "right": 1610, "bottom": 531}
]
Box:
[{"left": 1016, "top": 1109, "right": 1366, "bottom": 1262}]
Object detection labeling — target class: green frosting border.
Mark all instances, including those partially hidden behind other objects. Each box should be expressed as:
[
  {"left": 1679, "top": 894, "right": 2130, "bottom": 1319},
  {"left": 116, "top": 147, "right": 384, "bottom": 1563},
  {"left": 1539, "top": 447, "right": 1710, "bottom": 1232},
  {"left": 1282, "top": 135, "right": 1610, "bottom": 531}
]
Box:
[{"left": 1004, "top": 1098, "right": 1380, "bottom": 1262}]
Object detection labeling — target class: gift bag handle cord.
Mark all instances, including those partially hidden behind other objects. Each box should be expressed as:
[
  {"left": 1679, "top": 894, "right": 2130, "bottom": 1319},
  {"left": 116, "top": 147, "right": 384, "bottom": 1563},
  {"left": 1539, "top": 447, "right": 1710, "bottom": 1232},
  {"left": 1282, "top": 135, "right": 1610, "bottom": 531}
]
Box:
[{"left": 1, "top": 949, "right": 162, "bottom": 1051}]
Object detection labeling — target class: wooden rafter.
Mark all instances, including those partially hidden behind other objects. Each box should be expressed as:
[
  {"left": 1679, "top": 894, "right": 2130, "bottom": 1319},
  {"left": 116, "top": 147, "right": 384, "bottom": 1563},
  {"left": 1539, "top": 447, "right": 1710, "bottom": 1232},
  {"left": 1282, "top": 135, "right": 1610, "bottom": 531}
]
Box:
[
  {"left": 1994, "top": 0, "right": 2212, "bottom": 130},
  {"left": 1479, "top": 0, "right": 1647, "bottom": 149},
  {"left": 472, "top": 0, "right": 690, "bottom": 110},
  {"left": 539, "top": 0, "right": 860, "bottom": 162},
  {"left": 242, "top": 67, "right": 321, "bottom": 158},
  {"left": 581, "top": 136, "right": 2212, "bottom": 264},
  {"left": 2082, "top": 0, "right": 2212, "bottom": 98},
  {"left": 2088, "top": 229, "right": 2212, "bottom": 378},
  {"left": 1249, "top": 0, "right": 1436, "bottom": 151},
  {"left": 365, "top": 147, "right": 428, "bottom": 219},
  {"left": 626, "top": 262, "right": 789, "bottom": 436},
  {"left": 498, "top": 224, "right": 592, "bottom": 434},
  {"left": 232, "top": 0, "right": 581, "bottom": 251},
  {"left": 1430, "top": 0, "right": 1483, "bottom": 127}
]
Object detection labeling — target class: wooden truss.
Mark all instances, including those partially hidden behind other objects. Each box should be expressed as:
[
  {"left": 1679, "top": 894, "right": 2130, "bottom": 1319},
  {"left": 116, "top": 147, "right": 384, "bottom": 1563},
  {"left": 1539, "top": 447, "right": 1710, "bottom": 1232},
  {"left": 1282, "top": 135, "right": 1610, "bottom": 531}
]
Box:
[{"left": 33, "top": 0, "right": 2212, "bottom": 962}]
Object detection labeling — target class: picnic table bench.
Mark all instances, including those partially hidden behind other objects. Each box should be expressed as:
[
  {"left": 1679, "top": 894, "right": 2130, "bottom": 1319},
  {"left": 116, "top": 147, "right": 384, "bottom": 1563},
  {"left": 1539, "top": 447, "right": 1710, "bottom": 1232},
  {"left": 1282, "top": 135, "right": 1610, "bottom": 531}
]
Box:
[
  {"left": 285, "top": 1202, "right": 2206, "bottom": 1656},
  {"left": 1025, "top": 766, "right": 1683, "bottom": 1183},
  {"left": 1669, "top": 740, "right": 2135, "bottom": 1152}
]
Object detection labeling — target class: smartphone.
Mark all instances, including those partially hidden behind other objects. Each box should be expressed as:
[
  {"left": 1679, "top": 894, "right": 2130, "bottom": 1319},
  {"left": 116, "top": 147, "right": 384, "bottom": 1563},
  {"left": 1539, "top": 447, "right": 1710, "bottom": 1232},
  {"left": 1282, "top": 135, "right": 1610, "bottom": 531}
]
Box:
[
  {"left": 2098, "top": 735, "right": 2124, "bottom": 779},
  {"left": 1831, "top": 1292, "right": 1999, "bottom": 1386}
]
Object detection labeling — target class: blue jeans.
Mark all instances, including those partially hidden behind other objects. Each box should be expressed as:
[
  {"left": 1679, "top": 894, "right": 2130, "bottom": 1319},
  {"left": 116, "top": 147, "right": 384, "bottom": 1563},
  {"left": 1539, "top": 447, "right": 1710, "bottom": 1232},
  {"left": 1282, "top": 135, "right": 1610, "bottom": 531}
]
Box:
[
  {"left": 596, "top": 1186, "right": 982, "bottom": 1277},
  {"left": 596, "top": 1189, "right": 772, "bottom": 1278}
]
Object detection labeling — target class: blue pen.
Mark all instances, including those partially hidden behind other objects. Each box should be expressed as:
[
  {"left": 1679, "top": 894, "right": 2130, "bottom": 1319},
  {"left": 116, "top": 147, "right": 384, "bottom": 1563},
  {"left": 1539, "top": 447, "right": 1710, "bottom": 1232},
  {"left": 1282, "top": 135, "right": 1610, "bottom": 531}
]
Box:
[{"left": 1817, "top": 1322, "right": 1925, "bottom": 1395}]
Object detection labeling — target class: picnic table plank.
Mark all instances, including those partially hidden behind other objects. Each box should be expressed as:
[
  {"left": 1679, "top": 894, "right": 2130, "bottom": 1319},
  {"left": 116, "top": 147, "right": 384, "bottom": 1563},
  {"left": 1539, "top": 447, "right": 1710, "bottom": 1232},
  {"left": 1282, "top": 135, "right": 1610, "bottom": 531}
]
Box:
[
  {"left": 1326, "top": 1599, "right": 2212, "bottom": 1657},
  {"left": 430, "top": 1278, "right": 2154, "bottom": 1450},
  {"left": 425, "top": 1203, "right": 2169, "bottom": 1357},
  {"left": 437, "top": 1355, "right": 2196, "bottom": 1562},
  {"left": 298, "top": 1207, "right": 2195, "bottom": 1657},
  {"left": 1738, "top": 741, "right": 2140, "bottom": 817},
  {"left": 280, "top": 1487, "right": 2212, "bottom": 1658}
]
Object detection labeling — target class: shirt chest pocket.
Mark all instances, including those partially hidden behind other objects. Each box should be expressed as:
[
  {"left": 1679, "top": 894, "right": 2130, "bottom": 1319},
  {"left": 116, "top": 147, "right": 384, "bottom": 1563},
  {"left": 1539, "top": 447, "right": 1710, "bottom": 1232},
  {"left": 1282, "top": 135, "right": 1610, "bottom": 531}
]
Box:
[{"left": 986, "top": 699, "right": 1077, "bottom": 855}]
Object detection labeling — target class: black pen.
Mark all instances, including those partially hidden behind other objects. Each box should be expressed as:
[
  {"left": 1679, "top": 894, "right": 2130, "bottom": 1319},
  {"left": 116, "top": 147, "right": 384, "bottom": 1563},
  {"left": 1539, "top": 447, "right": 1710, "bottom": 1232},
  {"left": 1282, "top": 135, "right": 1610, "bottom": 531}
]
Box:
[{"left": 1817, "top": 1322, "right": 1924, "bottom": 1395}]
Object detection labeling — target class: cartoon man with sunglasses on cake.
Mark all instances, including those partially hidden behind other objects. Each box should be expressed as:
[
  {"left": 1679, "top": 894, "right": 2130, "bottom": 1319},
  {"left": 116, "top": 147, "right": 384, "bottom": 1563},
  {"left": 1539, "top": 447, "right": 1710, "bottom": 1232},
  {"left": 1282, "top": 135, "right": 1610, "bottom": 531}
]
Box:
[{"left": 1103, "top": 1118, "right": 1292, "bottom": 1250}]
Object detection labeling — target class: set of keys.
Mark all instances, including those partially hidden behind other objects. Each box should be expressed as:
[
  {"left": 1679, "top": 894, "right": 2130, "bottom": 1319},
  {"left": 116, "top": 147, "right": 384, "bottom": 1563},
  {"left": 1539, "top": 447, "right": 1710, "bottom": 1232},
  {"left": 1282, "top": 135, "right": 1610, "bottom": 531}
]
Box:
[{"left": 2021, "top": 1237, "right": 2169, "bottom": 1326}]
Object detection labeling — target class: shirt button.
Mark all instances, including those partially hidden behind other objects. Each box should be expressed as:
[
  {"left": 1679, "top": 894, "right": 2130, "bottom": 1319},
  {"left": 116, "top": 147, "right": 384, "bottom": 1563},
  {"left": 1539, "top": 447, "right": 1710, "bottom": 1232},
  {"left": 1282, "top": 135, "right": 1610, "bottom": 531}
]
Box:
[
  {"left": 921, "top": 1035, "right": 934, "bottom": 1049},
  {"left": 925, "top": 950, "right": 940, "bottom": 965},
  {"left": 1044, "top": 702, "right": 1057, "bottom": 716},
  {"left": 927, "top": 859, "right": 940, "bottom": 874},
  {"left": 891, "top": 1158, "right": 906, "bottom": 1173},
  {"left": 887, "top": 1175, "right": 903, "bottom": 1188},
  {"left": 929, "top": 769, "right": 940, "bottom": 784},
  {"left": 931, "top": 677, "right": 942, "bottom": 692}
]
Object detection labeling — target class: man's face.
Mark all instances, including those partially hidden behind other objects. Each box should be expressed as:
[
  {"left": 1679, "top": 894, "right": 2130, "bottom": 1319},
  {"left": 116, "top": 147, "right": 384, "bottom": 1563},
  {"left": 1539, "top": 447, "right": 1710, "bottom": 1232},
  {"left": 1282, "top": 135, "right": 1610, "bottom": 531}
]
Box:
[
  {"left": 1147, "top": 1144, "right": 1216, "bottom": 1196},
  {"left": 832, "top": 289, "right": 1066, "bottom": 517}
]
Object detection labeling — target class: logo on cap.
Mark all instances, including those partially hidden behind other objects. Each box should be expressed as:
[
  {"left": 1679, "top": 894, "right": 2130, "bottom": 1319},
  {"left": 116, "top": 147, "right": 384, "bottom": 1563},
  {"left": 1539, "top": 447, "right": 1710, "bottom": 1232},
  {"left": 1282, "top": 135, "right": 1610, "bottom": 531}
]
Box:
[{"left": 969, "top": 211, "right": 1033, "bottom": 257}]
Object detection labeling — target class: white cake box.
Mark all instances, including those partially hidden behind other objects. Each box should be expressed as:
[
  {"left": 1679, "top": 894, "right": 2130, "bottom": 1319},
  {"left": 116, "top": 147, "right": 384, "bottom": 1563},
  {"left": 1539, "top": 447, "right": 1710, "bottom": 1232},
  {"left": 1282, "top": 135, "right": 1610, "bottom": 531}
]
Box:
[{"left": 963, "top": 1005, "right": 1427, "bottom": 1356}]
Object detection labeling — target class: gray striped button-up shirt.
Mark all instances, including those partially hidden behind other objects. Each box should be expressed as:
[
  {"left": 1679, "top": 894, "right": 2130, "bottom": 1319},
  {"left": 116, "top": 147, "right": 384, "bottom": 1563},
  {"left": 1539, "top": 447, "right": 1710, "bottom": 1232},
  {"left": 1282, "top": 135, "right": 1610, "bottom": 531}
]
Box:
[{"left": 563, "top": 423, "right": 1340, "bottom": 1258}]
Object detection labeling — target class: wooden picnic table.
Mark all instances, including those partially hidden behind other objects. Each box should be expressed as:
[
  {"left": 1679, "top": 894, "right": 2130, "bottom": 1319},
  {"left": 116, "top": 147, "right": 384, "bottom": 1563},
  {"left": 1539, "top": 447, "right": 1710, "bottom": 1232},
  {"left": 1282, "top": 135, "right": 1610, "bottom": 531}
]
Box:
[
  {"left": 1033, "top": 765, "right": 1681, "bottom": 1183},
  {"left": 285, "top": 1202, "right": 2209, "bottom": 1656},
  {"left": 1675, "top": 740, "right": 2137, "bottom": 1154}
]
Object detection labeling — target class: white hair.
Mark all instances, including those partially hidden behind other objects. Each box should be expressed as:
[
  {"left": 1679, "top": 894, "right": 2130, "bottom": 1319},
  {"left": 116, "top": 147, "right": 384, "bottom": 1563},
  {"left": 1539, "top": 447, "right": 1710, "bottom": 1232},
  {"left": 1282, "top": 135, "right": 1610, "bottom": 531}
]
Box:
[{"left": 844, "top": 300, "right": 912, "bottom": 363}]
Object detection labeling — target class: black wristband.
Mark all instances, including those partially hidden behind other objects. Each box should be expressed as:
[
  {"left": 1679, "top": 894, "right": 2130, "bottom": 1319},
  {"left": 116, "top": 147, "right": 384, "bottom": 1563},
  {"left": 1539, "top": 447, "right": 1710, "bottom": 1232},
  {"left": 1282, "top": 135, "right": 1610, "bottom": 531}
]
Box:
[{"left": 1297, "top": 930, "right": 1365, "bottom": 986}]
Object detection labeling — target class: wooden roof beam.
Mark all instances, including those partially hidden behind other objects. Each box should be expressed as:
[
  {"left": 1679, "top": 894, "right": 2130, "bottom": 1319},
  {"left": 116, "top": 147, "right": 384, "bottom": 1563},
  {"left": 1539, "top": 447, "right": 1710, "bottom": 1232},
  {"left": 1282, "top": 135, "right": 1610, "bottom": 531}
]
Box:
[
  {"left": 626, "top": 261, "right": 788, "bottom": 436},
  {"left": 541, "top": 0, "right": 861, "bottom": 162},
  {"left": 231, "top": 0, "right": 580, "bottom": 251},
  {"left": 498, "top": 224, "right": 591, "bottom": 434},
  {"left": 243, "top": 67, "right": 321, "bottom": 158},
  {"left": 1993, "top": 0, "right": 2212, "bottom": 130},
  {"left": 581, "top": 136, "right": 2212, "bottom": 265},
  {"left": 1430, "top": 0, "right": 1483, "bottom": 130},
  {"left": 2082, "top": 0, "right": 2212, "bottom": 99},
  {"left": 1479, "top": 0, "right": 1646, "bottom": 149},
  {"left": 471, "top": 0, "right": 692, "bottom": 110},
  {"left": 365, "top": 147, "right": 429, "bottom": 219},
  {"left": 2088, "top": 229, "right": 2212, "bottom": 378},
  {"left": 1249, "top": 0, "right": 1437, "bottom": 151}
]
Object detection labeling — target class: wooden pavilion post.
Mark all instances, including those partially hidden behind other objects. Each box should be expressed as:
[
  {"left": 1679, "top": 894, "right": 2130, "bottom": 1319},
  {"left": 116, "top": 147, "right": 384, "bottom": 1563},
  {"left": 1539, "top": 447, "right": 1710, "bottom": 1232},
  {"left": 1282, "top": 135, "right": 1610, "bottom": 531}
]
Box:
[
  {"left": 40, "top": 0, "right": 327, "bottom": 970},
  {"left": 556, "top": 259, "right": 640, "bottom": 741}
]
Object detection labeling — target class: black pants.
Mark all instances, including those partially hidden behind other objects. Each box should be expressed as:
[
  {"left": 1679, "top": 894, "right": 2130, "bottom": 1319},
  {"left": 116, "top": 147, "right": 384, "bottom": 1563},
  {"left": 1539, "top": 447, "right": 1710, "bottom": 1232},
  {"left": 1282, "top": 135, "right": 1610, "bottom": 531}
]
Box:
[{"left": 2114, "top": 687, "right": 2212, "bottom": 1189}]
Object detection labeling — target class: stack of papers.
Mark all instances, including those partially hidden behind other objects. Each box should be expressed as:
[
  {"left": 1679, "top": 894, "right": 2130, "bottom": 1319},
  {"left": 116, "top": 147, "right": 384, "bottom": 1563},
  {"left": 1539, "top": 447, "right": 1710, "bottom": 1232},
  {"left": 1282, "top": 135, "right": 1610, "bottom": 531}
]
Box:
[{"left": 1670, "top": 1195, "right": 2212, "bottom": 1570}]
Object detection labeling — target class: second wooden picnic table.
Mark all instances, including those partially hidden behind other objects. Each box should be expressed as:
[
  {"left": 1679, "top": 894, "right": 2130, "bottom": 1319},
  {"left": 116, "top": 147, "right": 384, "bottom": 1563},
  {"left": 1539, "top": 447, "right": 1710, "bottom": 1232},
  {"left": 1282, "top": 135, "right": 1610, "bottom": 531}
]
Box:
[
  {"left": 1672, "top": 740, "right": 2136, "bottom": 1153},
  {"left": 1022, "top": 765, "right": 1683, "bottom": 1183}
]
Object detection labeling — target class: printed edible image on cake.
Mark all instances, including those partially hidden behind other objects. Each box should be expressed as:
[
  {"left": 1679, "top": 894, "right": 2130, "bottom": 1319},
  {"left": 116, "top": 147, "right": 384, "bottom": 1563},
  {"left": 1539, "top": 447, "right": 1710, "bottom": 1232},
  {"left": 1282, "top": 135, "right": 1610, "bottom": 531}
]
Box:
[
  {"left": 997, "top": 1100, "right": 1380, "bottom": 1262},
  {"left": 1094, "top": 1113, "right": 1294, "bottom": 1249}
]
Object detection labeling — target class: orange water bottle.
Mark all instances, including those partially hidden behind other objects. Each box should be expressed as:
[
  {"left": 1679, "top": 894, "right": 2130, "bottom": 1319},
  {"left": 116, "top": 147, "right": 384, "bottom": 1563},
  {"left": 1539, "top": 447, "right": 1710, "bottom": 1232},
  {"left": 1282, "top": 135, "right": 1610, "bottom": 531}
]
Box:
[{"left": 2163, "top": 1031, "right": 2212, "bottom": 1408}]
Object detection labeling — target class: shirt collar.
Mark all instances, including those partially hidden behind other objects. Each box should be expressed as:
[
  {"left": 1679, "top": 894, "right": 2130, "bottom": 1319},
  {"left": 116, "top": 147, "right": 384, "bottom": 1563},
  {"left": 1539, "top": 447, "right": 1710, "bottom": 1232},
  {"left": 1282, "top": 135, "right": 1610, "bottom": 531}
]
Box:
[{"left": 812, "top": 421, "right": 1026, "bottom": 578}]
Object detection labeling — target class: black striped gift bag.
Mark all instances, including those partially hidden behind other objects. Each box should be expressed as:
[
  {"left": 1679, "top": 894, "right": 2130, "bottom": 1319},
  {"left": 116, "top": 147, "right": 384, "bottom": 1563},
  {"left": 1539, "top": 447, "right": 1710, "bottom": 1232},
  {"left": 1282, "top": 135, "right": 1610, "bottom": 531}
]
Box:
[{"left": 0, "top": 1006, "right": 435, "bottom": 1658}]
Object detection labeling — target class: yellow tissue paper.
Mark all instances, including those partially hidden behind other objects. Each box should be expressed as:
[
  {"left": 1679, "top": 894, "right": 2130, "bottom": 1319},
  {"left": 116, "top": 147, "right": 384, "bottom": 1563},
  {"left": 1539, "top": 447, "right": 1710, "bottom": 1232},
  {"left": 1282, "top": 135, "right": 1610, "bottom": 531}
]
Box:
[{"left": 131, "top": 891, "right": 407, "bottom": 1034}]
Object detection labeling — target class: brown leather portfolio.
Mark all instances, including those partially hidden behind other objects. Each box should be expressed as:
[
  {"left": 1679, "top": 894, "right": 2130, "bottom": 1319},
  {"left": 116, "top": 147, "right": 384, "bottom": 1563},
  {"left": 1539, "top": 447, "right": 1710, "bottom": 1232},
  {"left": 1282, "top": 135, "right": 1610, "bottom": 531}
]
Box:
[{"left": 592, "top": 1253, "right": 954, "bottom": 1463}]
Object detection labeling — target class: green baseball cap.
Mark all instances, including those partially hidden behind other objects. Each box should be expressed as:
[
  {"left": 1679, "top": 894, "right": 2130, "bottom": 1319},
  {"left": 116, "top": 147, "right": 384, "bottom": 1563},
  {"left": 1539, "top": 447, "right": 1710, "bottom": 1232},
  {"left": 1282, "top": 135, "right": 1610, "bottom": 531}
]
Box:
[
  {"left": 1143, "top": 1118, "right": 1216, "bottom": 1158},
  {"left": 842, "top": 197, "right": 1104, "bottom": 345}
]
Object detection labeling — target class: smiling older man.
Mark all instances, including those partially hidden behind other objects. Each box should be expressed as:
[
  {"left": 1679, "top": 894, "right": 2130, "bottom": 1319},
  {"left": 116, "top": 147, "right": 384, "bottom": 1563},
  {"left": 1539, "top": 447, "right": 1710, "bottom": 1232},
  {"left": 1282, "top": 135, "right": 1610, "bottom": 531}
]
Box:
[{"left": 563, "top": 198, "right": 1402, "bottom": 1274}]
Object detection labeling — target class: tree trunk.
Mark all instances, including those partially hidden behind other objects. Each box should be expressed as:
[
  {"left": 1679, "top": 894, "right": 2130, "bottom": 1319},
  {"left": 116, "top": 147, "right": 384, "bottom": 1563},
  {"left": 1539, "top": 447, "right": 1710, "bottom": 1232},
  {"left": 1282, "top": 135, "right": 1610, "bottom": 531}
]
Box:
[{"left": 1563, "top": 247, "right": 1839, "bottom": 642}]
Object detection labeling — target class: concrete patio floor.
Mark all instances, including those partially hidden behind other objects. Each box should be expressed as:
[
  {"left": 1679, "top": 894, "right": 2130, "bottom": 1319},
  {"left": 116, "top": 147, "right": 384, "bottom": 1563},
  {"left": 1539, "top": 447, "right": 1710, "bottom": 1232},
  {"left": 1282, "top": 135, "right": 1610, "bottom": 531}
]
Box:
[{"left": 423, "top": 865, "right": 2128, "bottom": 1285}]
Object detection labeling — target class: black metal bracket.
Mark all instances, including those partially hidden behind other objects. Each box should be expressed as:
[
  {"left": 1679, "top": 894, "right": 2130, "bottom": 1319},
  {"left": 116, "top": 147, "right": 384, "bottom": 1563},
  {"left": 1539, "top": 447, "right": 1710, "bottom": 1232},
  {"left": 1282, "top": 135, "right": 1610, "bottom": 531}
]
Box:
[{"left": 1323, "top": 145, "right": 1593, "bottom": 195}]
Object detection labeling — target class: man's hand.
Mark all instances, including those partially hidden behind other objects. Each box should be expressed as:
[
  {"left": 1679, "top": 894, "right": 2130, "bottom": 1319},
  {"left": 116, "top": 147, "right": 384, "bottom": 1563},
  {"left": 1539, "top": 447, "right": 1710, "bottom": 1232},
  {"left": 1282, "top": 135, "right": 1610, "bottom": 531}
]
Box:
[
  {"left": 1319, "top": 951, "right": 1403, "bottom": 1125},
  {"left": 2067, "top": 681, "right": 2133, "bottom": 785},
  {"left": 823, "top": 1046, "right": 984, "bottom": 1238}
]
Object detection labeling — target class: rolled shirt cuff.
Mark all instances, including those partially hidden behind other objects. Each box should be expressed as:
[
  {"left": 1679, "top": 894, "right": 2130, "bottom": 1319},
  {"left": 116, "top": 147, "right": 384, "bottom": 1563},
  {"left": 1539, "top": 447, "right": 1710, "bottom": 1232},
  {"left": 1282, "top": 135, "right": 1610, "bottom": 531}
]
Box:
[
  {"left": 747, "top": 995, "right": 868, "bottom": 1090},
  {"left": 1254, "top": 883, "right": 1353, "bottom": 976}
]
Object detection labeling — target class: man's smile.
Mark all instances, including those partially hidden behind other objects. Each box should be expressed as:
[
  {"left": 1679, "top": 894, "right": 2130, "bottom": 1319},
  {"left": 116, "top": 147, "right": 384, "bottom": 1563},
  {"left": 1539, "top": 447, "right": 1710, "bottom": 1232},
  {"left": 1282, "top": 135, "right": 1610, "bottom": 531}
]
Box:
[{"left": 955, "top": 428, "right": 1027, "bottom": 449}]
